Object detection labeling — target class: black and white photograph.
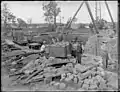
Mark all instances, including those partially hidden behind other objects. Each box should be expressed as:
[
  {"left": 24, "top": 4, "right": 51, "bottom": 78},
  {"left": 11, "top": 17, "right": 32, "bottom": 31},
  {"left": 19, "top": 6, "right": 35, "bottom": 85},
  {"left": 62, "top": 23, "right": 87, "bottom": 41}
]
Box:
[{"left": 1, "top": 1, "right": 118, "bottom": 91}]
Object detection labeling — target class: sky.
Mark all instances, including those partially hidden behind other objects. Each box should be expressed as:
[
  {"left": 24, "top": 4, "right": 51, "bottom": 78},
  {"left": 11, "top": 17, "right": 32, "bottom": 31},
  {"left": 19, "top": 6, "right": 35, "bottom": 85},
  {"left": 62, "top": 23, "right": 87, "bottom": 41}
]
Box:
[{"left": 1, "top": 1, "right": 118, "bottom": 24}]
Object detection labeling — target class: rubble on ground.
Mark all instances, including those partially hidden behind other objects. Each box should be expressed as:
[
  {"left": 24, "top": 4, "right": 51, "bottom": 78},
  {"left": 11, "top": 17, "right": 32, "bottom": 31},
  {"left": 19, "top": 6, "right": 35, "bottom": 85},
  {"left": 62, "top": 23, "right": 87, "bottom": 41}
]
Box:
[
  {"left": 1, "top": 39, "right": 118, "bottom": 91},
  {"left": 84, "top": 33, "right": 118, "bottom": 71}
]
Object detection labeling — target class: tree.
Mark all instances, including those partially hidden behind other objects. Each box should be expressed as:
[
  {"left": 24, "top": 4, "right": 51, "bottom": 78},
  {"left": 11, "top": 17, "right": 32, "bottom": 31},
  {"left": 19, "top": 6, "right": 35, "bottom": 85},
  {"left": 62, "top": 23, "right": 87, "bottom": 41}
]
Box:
[
  {"left": 1, "top": 2, "right": 16, "bottom": 28},
  {"left": 42, "top": 1, "right": 61, "bottom": 29}
]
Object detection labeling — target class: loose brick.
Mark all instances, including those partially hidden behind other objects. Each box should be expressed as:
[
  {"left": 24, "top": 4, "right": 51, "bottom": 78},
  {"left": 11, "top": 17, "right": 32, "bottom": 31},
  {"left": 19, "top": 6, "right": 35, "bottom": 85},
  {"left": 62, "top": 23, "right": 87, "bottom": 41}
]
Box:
[
  {"left": 61, "top": 73, "right": 66, "bottom": 78},
  {"left": 66, "top": 63, "right": 73, "bottom": 68},
  {"left": 75, "top": 64, "right": 88, "bottom": 72},
  {"left": 73, "top": 77, "right": 78, "bottom": 84},
  {"left": 77, "top": 73, "right": 83, "bottom": 80},
  {"left": 69, "top": 74, "right": 74, "bottom": 79},
  {"left": 81, "top": 70, "right": 92, "bottom": 79},
  {"left": 54, "top": 82, "right": 60, "bottom": 88},
  {"left": 82, "top": 83, "right": 89, "bottom": 90},
  {"left": 73, "top": 68, "right": 78, "bottom": 74},
  {"left": 107, "top": 79, "right": 118, "bottom": 89},
  {"left": 50, "top": 81, "right": 56, "bottom": 86},
  {"left": 67, "top": 73, "right": 71, "bottom": 76},
  {"left": 99, "top": 81, "right": 107, "bottom": 90},
  {"left": 59, "top": 83, "right": 66, "bottom": 90},
  {"left": 93, "top": 78, "right": 99, "bottom": 86},
  {"left": 64, "top": 77, "right": 72, "bottom": 82},
  {"left": 77, "top": 81, "right": 83, "bottom": 88},
  {"left": 84, "top": 79, "right": 90, "bottom": 84},
  {"left": 97, "top": 67, "right": 104, "bottom": 72},
  {"left": 88, "top": 78, "right": 94, "bottom": 85},
  {"left": 89, "top": 84, "right": 98, "bottom": 90},
  {"left": 95, "top": 75, "right": 105, "bottom": 83},
  {"left": 11, "top": 62, "right": 16, "bottom": 65},
  {"left": 44, "top": 77, "right": 52, "bottom": 84},
  {"left": 10, "top": 68, "right": 16, "bottom": 72},
  {"left": 88, "top": 75, "right": 92, "bottom": 79},
  {"left": 91, "top": 67, "right": 97, "bottom": 71}
]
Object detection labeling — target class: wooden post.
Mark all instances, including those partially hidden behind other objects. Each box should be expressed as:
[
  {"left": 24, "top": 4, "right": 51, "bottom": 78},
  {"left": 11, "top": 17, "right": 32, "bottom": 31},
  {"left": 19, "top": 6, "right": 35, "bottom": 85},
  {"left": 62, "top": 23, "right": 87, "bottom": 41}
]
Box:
[
  {"left": 85, "top": 1, "right": 99, "bottom": 34},
  {"left": 105, "top": 1, "right": 115, "bottom": 28}
]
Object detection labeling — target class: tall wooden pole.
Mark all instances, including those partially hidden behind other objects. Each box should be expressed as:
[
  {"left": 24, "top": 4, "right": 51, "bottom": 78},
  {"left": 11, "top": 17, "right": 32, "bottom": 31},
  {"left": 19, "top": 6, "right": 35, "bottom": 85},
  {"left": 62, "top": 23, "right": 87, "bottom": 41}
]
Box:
[
  {"left": 99, "top": 1, "right": 101, "bottom": 20},
  {"left": 95, "top": 1, "right": 98, "bottom": 21},
  {"left": 67, "top": 1, "right": 85, "bottom": 28},
  {"left": 85, "top": 1, "right": 99, "bottom": 34},
  {"left": 105, "top": 1, "right": 115, "bottom": 28}
]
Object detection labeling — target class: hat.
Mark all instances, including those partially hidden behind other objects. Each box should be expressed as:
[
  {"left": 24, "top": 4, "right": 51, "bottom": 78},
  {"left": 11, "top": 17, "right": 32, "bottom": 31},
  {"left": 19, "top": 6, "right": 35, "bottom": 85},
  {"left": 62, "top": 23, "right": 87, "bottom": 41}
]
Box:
[
  {"left": 102, "top": 40, "right": 108, "bottom": 43},
  {"left": 43, "top": 40, "right": 46, "bottom": 44}
]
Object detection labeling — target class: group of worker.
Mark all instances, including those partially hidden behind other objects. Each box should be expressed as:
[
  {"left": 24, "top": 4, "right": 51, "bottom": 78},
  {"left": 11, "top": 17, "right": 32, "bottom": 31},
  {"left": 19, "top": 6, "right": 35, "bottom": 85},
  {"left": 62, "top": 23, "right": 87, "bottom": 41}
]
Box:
[
  {"left": 32, "top": 33, "right": 110, "bottom": 69},
  {"left": 70, "top": 37, "right": 84, "bottom": 64},
  {"left": 39, "top": 35, "right": 84, "bottom": 64}
]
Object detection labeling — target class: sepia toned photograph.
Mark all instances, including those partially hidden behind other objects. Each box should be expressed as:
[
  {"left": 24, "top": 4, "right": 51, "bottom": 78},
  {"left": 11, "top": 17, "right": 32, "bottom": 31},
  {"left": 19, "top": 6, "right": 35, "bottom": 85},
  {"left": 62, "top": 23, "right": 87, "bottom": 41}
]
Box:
[{"left": 1, "top": 1, "right": 118, "bottom": 91}]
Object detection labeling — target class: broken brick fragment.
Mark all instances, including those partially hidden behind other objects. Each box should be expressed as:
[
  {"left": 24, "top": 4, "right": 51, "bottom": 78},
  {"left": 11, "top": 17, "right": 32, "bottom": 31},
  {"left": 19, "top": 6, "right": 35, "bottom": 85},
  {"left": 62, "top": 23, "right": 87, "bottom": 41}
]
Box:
[{"left": 59, "top": 83, "right": 66, "bottom": 90}]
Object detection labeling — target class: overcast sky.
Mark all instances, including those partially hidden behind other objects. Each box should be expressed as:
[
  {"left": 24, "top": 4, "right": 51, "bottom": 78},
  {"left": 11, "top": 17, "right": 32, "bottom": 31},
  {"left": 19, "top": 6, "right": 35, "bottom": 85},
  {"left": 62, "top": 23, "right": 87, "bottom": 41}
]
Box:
[{"left": 1, "top": 1, "right": 118, "bottom": 23}]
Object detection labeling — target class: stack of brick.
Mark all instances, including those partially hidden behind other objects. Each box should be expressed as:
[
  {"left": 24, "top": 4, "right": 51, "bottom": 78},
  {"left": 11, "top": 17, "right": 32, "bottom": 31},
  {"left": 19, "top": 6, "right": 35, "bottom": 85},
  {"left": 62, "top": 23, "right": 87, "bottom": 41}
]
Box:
[{"left": 55, "top": 54, "right": 118, "bottom": 91}]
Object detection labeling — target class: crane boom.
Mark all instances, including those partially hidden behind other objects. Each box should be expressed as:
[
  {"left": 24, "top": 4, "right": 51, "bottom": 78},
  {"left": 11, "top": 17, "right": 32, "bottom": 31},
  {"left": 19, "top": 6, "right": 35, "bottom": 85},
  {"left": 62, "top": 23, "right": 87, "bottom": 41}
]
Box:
[
  {"left": 85, "top": 1, "right": 99, "bottom": 34},
  {"left": 66, "top": 1, "right": 85, "bottom": 28},
  {"left": 63, "top": 1, "right": 100, "bottom": 34},
  {"left": 104, "top": 1, "right": 115, "bottom": 28}
]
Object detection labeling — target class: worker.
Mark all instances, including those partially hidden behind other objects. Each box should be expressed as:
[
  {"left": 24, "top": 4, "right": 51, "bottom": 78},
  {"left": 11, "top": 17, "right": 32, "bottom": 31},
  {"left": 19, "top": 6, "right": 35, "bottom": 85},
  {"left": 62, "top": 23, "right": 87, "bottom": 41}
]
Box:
[
  {"left": 71, "top": 37, "right": 78, "bottom": 58},
  {"left": 89, "top": 23, "right": 95, "bottom": 35},
  {"left": 71, "top": 39, "right": 77, "bottom": 58},
  {"left": 58, "top": 32, "right": 63, "bottom": 42},
  {"left": 69, "top": 41, "right": 73, "bottom": 55},
  {"left": 11, "top": 31, "right": 14, "bottom": 40},
  {"left": 51, "top": 37, "right": 57, "bottom": 44},
  {"left": 40, "top": 40, "right": 46, "bottom": 53},
  {"left": 101, "top": 40, "right": 109, "bottom": 69},
  {"left": 81, "top": 41, "right": 84, "bottom": 54},
  {"left": 74, "top": 37, "right": 78, "bottom": 43},
  {"left": 76, "top": 41, "right": 83, "bottom": 64}
]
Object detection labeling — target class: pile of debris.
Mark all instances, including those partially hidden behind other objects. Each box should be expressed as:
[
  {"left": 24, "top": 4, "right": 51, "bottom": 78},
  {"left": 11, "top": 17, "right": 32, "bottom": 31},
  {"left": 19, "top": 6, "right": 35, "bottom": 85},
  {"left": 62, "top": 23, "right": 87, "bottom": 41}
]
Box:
[
  {"left": 1, "top": 38, "right": 118, "bottom": 91},
  {"left": 2, "top": 51, "right": 76, "bottom": 84},
  {"left": 84, "top": 33, "right": 118, "bottom": 72},
  {"left": 46, "top": 54, "right": 118, "bottom": 91},
  {"left": 2, "top": 51, "right": 118, "bottom": 91}
]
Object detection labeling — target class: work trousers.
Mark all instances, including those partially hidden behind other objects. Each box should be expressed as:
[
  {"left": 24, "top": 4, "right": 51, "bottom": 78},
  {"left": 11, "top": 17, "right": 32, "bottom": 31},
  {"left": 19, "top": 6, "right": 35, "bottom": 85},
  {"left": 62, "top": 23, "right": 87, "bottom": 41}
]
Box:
[
  {"left": 71, "top": 50, "right": 76, "bottom": 58},
  {"left": 76, "top": 52, "right": 82, "bottom": 64},
  {"left": 102, "top": 51, "right": 109, "bottom": 69}
]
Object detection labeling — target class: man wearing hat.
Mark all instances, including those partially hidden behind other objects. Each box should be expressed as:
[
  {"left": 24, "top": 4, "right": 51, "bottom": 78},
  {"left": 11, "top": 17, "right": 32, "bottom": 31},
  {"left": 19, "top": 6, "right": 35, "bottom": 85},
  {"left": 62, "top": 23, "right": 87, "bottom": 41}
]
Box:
[
  {"left": 71, "top": 38, "right": 77, "bottom": 58},
  {"left": 76, "top": 40, "right": 83, "bottom": 64},
  {"left": 58, "top": 32, "right": 63, "bottom": 42},
  {"left": 40, "top": 40, "right": 46, "bottom": 53},
  {"left": 101, "top": 40, "right": 109, "bottom": 69}
]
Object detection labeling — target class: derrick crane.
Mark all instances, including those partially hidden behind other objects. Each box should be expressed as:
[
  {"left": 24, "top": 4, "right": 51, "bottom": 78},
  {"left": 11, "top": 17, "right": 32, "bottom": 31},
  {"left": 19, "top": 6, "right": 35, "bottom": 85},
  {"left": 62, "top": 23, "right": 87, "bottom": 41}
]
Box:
[
  {"left": 63, "top": 1, "right": 99, "bottom": 34},
  {"left": 64, "top": 1, "right": 115, "bottom": 34},
  {"left": 104, "top": 1, "right": 116, "bottom": 31}
]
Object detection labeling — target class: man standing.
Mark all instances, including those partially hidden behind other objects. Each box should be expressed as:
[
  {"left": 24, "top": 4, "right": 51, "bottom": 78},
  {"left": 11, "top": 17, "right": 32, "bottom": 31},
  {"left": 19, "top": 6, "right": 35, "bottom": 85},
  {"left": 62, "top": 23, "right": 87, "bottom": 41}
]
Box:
[
  {"left": 58, "top": 32, "right": 63, "bottom": 42},
  {"left": 76, "top": 41, "right": 83, "bottom": 64},
  {"left": 101, "top": 40, "right": 109, "bottom": 69},
  {"left": 81, "top": 41, "right": 84, "bottom": 54},
  {"left": 40, "top": 41, "right": 46, "bottom": 53},
  {"left": 71, "top": 39, "right": 77, "bottom": 58},
  {"left": 51, "top": 37, "right": 57, "bottom": 44}
]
